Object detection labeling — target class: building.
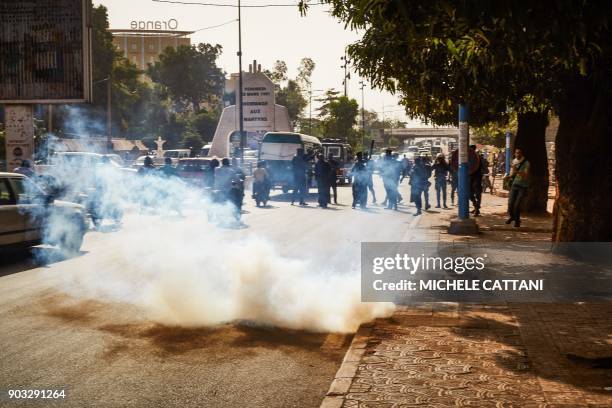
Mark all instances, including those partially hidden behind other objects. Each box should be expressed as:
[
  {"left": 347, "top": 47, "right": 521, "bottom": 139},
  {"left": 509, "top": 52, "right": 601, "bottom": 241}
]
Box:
[{"left": 109, "top": 29, "right": 193, "bottom": 72}]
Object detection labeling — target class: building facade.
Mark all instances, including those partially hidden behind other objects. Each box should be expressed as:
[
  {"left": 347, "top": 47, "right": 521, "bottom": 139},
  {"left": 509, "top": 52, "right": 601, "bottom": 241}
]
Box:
[{"left": 109, "top": 29, "right": 192, "bottom": 72}]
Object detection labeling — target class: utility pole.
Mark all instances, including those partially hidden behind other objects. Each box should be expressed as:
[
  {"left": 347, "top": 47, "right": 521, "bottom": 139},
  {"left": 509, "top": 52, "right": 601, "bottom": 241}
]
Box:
[
  {"left": 47, "top": 105, "right": 53, "bottom": 133},
  {"left": 382, "top": 102, "right": 385, "bottom": 143},
  {"left": 448, "top": 103, "right": 478, "bottom": 234},
  {"left": 308, "top": 87, "right": 324, "bottom": 136},
  {"left": 309, "top": 84, "right": 313, "bottom": 135},
  {"left": 238, "top": 0, "right": 245, "bottom": 165},
  {"left": 359, "top": 81, "right": 365, "bottom": 149},
  {"left": 107, "top": 77, "right": 112, "bottom": 152},
  {"left": 340, "top": 51, "right": 349, "bottom": 97}
]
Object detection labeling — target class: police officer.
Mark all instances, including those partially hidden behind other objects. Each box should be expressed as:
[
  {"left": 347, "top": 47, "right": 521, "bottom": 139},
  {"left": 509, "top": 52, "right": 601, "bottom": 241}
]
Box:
[
  {"left": 409, "top": 157, "right": 427, "bottom": 215},
  {"left": 159, "top": 157, "right": 177, "bottom": 177},
  {"left": 351, "top": 152, "right": 368, "bottom": 209},
  {"left": 291, "top": 148, "right": 309, "bottom": 206},
  {"left": 364, "top": 153, "right": 377, "bottom": 204},
  {"left": 381, "top": 150, "right": 400, "bottom": 210},
  {"left": 421, "top": 155, "right": 432, "bottom": 210},
  {"left": 432, "top": 153, "right": 450, "bottom": 208},
  {"left": 138, "top": 156, "right": 156, "bottom": 176},
  {"left": 215, "top": 157, "right": 243, "bottom": 220},
  {"left": 469, "top": 145, "right": 483, "bottom": 216},
  {"left": 315, "top": 154, "right": 332, "bottom": 208},
  {"left": 208, "top": 156, "right": 220, "bottom": 188},
  {"left": 327, "top": 152, "right": 339, "bottom": 205}
]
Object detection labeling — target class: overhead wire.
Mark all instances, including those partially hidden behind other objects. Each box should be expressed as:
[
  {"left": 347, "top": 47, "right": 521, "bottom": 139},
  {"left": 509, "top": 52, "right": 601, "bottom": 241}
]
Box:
[{"left": 152, "top": 0, "right": 324, "bottom": 8}]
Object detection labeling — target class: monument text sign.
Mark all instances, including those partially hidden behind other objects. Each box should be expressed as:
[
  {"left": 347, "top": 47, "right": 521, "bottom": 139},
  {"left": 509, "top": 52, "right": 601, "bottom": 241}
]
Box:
[
  {"left": 0, "top": 0, "right": 92, "bottom": 103},
  {"left": 237, "top": 73, "right": 276, "bottom": 148}
]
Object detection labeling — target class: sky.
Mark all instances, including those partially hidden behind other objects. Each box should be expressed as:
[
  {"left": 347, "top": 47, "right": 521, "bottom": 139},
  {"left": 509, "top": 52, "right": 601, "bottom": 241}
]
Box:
[{"left": 95, "top": 0, "right": 427, "bottom": 126}]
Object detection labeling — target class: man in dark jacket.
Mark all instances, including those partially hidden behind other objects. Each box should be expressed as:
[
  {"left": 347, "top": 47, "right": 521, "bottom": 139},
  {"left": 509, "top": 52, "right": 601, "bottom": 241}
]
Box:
[
  {"left": 351, "top": 152, "right": 368, "bottom": 209},
  {"left": 315, "top": 154, "right": 332, "bottom": 208},
  {"left": 469, "top": 145, "right": 483, "bottom": 216},
  {"left": 327, "top": 152, "right": 339, "bottom": 205},
  {"left": 291, "top": 148, "right": 309, "bottom": 206},
  {"left": 409, "top": 157, "right": 428, "bottom": 215}
]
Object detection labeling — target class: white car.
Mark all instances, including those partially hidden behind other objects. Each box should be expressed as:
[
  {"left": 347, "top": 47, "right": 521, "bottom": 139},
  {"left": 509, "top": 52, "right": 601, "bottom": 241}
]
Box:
[{"left": 0, "top": 173, "right": 87, "bottom": 252}]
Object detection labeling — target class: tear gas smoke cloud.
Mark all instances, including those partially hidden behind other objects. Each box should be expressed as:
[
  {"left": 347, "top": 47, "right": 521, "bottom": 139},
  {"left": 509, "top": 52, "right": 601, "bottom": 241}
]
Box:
[{"left": 33, "top": 134, "right": 394, "bottom": 333}]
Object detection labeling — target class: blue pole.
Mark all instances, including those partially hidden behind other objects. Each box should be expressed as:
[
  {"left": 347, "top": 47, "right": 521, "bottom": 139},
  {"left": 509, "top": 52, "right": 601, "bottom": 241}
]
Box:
[
  {"left": 458, "top": 104, "right": 470, "bottom": 220},
  {"left": 505, "top": 131, "right": 511, "bottom": 174}
]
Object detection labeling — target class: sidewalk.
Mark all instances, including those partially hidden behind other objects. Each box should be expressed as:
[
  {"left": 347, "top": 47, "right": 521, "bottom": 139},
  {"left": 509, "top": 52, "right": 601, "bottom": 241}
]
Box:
[{"left": 322, "top": 190, "right": 612, "bottom": 407}]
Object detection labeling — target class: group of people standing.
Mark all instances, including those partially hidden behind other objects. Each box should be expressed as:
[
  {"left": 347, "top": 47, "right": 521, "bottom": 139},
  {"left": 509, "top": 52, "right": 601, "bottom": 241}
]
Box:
[{"left": 128, "top": 142, "right": 532, "bottom": 227}]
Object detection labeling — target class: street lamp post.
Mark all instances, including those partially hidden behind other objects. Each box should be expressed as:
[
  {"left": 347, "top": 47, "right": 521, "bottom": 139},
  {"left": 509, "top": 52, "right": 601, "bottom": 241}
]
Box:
[
  {"left": 107, "top": 78, "right": 112, "bottom": 151},
  {"left": 93, "top": 77, "right": 112, "bottom": 151},
  {"left": 359, "top": 81, "right": 365, "bottom": 149},
  {"left": 238, "top": 0, "right": 245, "bottom": 165},
  {"left": 308, "top": 87, "right": 324, "bottom": 135}
]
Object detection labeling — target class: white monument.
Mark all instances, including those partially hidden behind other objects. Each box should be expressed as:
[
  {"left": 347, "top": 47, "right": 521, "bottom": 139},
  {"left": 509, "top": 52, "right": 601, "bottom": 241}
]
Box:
[
  {"left": 208, "top": 60, "right": 291, "bottom": 158},
  {"left": 155, "top": 136, "right": 166, "bottom": 157}
]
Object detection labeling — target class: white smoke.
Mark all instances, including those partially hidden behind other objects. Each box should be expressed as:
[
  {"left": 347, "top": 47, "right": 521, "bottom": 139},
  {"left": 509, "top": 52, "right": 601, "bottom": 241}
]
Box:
[{"left": 37, "top": 152, "right": 394, "bottom": 333}]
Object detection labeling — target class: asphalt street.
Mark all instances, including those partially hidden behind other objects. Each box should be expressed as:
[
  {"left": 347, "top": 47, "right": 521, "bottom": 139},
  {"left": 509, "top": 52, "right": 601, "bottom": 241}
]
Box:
[{"left": 0, "top": 177, "right": 432, "bottom": 407}]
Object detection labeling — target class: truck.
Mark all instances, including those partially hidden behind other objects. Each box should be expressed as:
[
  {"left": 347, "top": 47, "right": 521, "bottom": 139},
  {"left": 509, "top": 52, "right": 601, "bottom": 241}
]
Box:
[{"left": 321, "top": 139, "right": 354, "bottom": 184}]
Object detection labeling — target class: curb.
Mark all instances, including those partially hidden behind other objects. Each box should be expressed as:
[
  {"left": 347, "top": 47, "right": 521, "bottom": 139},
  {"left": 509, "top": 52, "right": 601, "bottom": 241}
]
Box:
[
  {"left": 319, "top": 206, "right": 426, "bottom": 407},
  {"left": 319, "top": 324, "right": 373, "bottom": 408}
]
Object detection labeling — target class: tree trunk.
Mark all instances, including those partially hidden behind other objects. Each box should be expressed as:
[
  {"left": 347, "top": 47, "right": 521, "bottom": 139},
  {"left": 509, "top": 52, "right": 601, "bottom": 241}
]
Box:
[
  {"left": 552, "top": 78, "right": 612, "bottom": 242},
  {"left": 514, "top": 111, "right": 549, "bottom": 213}
]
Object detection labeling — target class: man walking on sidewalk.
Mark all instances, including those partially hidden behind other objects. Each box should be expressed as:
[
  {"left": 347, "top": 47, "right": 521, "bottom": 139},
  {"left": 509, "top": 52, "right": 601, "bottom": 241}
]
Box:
[{"left": 506, "top": 148, "right": 530, "bottom": 227}]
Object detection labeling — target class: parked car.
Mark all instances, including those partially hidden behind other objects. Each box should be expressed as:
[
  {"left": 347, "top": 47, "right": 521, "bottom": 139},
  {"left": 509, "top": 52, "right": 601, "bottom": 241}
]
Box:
[
  {"left": 0, "top": 172, "right": 87, "bottom": 252},
  {"left": 176, "top": 158, "right": 213, "bottom": 187},
  {"left": 199, "top": 144, "right": 212, "bottom": 157}
]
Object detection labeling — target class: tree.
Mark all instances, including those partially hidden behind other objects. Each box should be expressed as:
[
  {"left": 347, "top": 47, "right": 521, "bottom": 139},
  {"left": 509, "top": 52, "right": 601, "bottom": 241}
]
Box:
[
  {"left": 189, "top": 110, "right": 220, "bottom": 144},
  {"left": 317, "top": 91, "right": 359, "bottom": 144},
  {"left": 264, "top": 60, "right": 288, "bottom": 87},
  {"left": 148, "top": 43, "right": 224, "bottom": 113},
  {"left": 90, "top": 4, "right": 117, "bottom": 110},
  {"left": 302, "top": 0, "right": 612, "bottom": 241},
  {"left": 472, "top": 114, "right": 518, "bottom": 148},
  {"left": 276, "top": 79, "right": 308, "bottom": 128},
  {"left": 264, "top": 60, "right": 310, "bottom": 127},
  {"left": 297, "top": 57, "right": 316, "bottom": 88}
]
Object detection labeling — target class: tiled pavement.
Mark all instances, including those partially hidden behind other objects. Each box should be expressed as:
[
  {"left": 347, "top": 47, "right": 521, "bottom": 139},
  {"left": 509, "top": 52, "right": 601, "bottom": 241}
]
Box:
[{"left": 322, "top": 191, "right": 612, "bottom": 407}]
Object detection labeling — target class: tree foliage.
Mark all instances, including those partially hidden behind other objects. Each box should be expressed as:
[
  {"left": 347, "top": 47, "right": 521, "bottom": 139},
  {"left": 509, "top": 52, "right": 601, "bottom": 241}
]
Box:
[
  {"left": 148, "top": 43, "right": 225, "bottom": 113},
  {"left": 301, "top": 0, "right": 612, "bottom": 241}
]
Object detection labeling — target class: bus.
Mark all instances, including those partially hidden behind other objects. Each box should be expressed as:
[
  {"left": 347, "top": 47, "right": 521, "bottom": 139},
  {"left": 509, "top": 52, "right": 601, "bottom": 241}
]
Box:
[{"left": 258, "top": 132, "right": 322, "bottom": 193}]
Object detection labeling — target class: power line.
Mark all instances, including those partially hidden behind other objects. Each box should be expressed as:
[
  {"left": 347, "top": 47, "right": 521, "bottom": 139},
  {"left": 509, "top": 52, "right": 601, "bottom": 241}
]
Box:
[
  {"left": 152, "top": 0, "right": 323, "bottom": 8},
  {"left": 192, "top": 18, "right": 238, "bottom": 32}
]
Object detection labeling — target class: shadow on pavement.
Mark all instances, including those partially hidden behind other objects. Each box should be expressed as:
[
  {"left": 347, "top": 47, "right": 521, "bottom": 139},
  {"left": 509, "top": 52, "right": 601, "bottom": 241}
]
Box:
[
  {"left": 36, "top": 292, "right": 348, "bottom": 359},
  {"left": 449, "top": 304, "right": 612, "bottom": 397},
  {"left": 0, "top": 246, "right": 86, "bottom": 278}
]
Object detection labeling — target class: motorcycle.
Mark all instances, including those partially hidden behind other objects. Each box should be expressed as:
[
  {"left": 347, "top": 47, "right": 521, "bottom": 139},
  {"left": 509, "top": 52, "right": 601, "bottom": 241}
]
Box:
[
  {"left": 252, "top": 179, "right": 270, "bottom": 207},
  {"left": 84, "top": 187, "right": 123, "bottom": 228}
]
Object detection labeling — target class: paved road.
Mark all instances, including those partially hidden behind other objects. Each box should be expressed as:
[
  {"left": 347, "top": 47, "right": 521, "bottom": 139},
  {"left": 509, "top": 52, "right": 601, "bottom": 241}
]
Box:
[{"left": 0, "top": 178, "right": 428, "bottom": 407}]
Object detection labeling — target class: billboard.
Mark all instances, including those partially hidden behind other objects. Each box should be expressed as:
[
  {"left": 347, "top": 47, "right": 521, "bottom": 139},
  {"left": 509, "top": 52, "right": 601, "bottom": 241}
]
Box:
[{"left": 0, "top": 0, "right": 91, "bottom": 103}]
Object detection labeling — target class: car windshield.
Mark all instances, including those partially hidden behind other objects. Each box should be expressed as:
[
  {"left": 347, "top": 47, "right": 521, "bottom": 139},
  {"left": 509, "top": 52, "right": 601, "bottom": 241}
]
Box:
[
  {"left": 178, "top": 160, "right": 210, "bottom": 171},
  {"left": 325, "top": 146, "right": 342, "bottom": 158},
  {"left": 260, "top": 143, "right": 301, "bottom": 161},
  {"left": 10, "top": 177, "right": 45, "bottom": 203}
]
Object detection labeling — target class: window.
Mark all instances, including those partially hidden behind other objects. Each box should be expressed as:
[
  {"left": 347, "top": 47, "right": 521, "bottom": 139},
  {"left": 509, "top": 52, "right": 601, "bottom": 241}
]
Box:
[
  {"left": 9, "top": 178, "right": 45, "bottom": 204},
  {"left": 0, "top": 179, "right": 14, "bottom": 205},
  {"left": 149, "top": 43, "right": 155, "bottom": 51},
  {"left": 131, "top": 43, "right": 137, "bottom": 50}
]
